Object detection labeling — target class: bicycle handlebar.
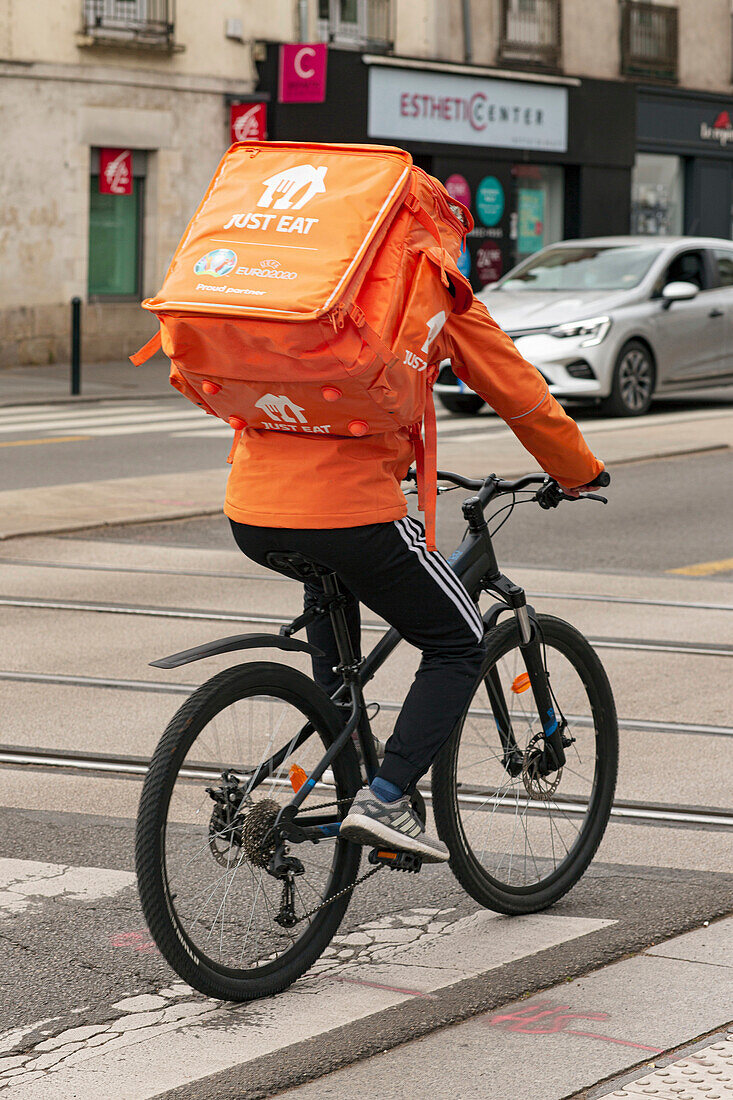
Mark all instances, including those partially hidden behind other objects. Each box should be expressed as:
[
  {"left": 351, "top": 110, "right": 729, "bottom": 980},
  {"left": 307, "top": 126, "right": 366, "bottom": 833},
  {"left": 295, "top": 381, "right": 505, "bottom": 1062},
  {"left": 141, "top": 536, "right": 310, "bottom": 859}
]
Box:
[{"left": 403, "top": 468, "right": 610, "bottom": 510}]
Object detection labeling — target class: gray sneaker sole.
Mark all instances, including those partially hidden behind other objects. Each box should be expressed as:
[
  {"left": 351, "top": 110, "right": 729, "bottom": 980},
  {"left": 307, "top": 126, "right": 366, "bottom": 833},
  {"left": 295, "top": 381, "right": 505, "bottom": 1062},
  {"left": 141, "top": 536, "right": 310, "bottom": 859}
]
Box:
[{"left": 340, "top": 813, "right": 449, "bottom": 863}]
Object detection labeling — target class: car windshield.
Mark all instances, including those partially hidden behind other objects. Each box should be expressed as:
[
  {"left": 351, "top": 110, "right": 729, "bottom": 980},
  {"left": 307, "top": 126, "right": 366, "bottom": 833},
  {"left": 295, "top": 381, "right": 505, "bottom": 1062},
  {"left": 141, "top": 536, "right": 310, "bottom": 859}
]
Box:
[{"left": 497, "top": 246, "right": 660, "bottom": 292}]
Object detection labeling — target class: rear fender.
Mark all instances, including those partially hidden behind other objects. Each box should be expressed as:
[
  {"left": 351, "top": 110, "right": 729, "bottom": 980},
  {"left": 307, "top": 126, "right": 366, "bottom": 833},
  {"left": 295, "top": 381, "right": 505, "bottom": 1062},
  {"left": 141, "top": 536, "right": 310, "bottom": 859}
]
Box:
[{"left": 150, "top": 632, "right": 323, "bottom": 669}]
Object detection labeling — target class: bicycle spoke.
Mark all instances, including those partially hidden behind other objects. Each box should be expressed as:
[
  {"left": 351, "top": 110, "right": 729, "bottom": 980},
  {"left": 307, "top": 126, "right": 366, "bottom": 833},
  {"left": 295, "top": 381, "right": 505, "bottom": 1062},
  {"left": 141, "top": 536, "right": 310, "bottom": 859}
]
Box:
[
  {"left": 451, "top": 629, "right": 603, "bottom": 890},
  {"left": 153, "top": 676, "right": 356, "bottom": 980}
]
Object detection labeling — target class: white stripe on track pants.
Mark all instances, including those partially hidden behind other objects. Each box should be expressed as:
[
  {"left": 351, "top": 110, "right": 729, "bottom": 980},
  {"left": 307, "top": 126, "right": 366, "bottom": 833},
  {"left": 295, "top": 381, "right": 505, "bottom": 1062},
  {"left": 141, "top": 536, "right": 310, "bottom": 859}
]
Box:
[{"left": 230, "top": 517, "right": 487, "bottom": 791}]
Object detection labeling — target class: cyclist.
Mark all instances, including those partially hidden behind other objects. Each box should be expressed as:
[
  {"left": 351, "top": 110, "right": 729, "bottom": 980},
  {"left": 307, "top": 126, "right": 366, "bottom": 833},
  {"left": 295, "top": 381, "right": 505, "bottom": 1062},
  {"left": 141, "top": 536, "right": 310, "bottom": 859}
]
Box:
[{"left": 226, "top": 293, "right": 605, "bottom": 863}]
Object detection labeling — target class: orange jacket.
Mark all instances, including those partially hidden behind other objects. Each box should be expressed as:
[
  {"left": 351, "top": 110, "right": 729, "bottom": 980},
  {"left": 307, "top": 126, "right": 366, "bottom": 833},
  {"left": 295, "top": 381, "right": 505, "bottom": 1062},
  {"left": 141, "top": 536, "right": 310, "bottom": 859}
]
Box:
[{"left": 224, "top": 296, "right": 604, "bottom": 529}]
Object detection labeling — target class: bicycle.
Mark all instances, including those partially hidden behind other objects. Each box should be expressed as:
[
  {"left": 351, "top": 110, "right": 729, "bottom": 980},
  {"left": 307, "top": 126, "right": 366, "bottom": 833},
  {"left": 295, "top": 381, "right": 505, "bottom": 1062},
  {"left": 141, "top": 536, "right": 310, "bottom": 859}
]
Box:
[{"left": 135, "top": 468, "right": 618, "bottom": 1001}]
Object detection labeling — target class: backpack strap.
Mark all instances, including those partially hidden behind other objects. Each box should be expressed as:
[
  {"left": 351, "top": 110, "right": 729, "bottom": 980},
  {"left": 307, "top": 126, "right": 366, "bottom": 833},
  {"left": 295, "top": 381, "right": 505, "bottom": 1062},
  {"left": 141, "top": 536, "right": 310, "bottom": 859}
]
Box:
[
  {"left": 409, "top": 371, "right": 439, "bottom": 552},
  {"left": 129, "top": 330, "right": 162, "bottom": 366},
  {"left": 227, "top": 430, "right": 242, "bottom": 464},
  {"left": 404, "top": 195, "right": 448, "bottom": 286},
  {"left": 348, "top": 305, "right": 399, "bottom": 370}
]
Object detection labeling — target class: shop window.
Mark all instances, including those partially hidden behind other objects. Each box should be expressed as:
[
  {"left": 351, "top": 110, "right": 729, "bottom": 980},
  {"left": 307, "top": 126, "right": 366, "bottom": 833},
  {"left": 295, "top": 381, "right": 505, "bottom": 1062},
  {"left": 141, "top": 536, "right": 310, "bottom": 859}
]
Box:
[
  {"left": 88, "top": 154, "right": 145, "bottom": 299},
  {"left": 713, "top": 249, "right": 733, "bottom": 287},
  {"left": 499, "top": 0, "right": 562, "bottom": 72},
  {"left": 631, "top": 153, "right": 683, "bottom": 235},
  {"left": 513, "top": 164, "right": 564, "bottom": 262},
  {"left": 82, "top": 0, "right": 175, "bottom": 47},
  {"left": 318, "top": 0, "right": 393, "bottom": 50}
]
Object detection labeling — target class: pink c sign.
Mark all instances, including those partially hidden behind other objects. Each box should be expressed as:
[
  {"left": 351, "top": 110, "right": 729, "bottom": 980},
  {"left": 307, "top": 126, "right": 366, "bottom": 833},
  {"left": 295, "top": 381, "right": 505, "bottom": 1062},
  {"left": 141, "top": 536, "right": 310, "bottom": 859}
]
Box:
[{"left": 278, "top": 43, "right": 328, "bottom": 104}]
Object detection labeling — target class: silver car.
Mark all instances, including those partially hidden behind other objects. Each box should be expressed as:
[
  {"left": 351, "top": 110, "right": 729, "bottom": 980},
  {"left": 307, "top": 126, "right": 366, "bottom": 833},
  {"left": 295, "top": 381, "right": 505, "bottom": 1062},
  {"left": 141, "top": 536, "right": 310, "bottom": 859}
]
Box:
[{"left": 436, "top": 236, "right": 733, "bottom": 417}]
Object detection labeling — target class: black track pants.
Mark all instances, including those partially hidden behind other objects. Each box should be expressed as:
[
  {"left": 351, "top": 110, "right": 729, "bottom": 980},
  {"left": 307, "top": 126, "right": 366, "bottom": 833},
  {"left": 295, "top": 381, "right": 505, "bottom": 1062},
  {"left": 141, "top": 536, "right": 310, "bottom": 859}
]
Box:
[{"left": 230, "top": 518, "right": 486, "bottom": 791}]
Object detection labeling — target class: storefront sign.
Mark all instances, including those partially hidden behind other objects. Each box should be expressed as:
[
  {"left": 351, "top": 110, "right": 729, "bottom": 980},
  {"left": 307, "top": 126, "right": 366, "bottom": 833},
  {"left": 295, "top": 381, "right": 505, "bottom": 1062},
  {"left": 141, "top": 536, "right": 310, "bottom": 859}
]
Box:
[
  {"left": 230, "top": 103, "right": 267, "bottom": 143},
  {"left": 476, "top": 176, "right": 505, "bottom": 227},
  {"left": 278, "top": 43, "right": 327, "bottom": 104},
  {"left": 368, "top": 67, "right": 567, "bottom": 152},
  {"left": 700, "top": 110, "right": 733, "bottom": 147},
  {"left": 639, "top": 93, "right": 733, "bottom": 155},
  {"left": 99, "top": 149, "right": 132, "bottom": 195},
  {"left": 476, "top": 245, "right": 503, "bottom": 286},
  {"left": 445, "top": 173, "right": 471, "bottom": 208},
  {"left": 517, "top": 189, "right": 545, "bottom": 253},
  {"left": 457, "top": 241, "right": 471, "bottom": 278}
]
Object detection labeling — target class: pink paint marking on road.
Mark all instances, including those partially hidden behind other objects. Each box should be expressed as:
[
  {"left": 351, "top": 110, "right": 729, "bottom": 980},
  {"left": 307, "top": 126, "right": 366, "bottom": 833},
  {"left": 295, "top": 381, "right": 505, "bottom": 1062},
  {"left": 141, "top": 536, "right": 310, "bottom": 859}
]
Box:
[
  {"left": 487, "top": 1001, "right": 663, "bottom": 1052},
  {"left": 110, "top": 931, "right": 156, "bottom": 954},
  {"left": 331, "top": 976, "right": 437, "bottom": 999},
  {"left": 567, "top": 1030, "right": 664, "bottom": 1053},
  {"left": 489, "top": 1002, "right": 609, "bottom": 1034}
]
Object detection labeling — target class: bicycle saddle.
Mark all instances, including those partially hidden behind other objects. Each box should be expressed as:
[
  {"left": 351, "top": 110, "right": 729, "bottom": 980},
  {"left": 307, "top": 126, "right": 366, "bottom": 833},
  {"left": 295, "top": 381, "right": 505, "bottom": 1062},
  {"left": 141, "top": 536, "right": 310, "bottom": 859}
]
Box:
[{"left": 265, "top": 551, "right": 332, "bottom": 582}]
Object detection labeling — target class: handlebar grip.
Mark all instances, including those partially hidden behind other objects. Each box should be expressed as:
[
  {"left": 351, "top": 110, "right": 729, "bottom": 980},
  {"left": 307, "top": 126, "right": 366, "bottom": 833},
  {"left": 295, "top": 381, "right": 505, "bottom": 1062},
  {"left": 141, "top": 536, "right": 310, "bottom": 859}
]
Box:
[{"left": 590, "top": 471, "right": 610, "bottom": 488}]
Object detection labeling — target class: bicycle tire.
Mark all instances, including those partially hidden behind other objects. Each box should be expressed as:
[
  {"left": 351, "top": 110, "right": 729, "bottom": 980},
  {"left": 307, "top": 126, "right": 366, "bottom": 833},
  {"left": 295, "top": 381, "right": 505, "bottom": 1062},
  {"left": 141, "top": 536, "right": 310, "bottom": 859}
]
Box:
[
  {"left": 432, "top": 615, "right": 618, "bottom": 914},
  {"left": 135, "top": 661, "right": 362, "bottom": 1001}
]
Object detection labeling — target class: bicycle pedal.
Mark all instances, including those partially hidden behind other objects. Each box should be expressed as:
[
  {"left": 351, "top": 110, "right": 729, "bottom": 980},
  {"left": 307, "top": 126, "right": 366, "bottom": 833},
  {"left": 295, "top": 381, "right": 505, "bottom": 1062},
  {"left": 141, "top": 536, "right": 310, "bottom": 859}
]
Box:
[{"left": 368, "top": 848, "right": 423, "bottom": 873}]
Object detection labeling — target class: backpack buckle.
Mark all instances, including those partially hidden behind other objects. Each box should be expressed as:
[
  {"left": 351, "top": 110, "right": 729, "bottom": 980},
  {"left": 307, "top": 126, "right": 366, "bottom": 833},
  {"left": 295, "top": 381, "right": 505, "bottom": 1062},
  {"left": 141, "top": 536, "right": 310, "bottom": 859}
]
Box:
[{"left": 349, "top": 304, "right": 366, "bottom": 329}]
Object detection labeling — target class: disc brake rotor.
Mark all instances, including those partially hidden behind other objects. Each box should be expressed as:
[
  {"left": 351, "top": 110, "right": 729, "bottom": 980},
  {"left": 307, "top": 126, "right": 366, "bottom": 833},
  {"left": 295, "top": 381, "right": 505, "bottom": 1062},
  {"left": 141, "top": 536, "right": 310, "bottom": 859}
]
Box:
[{"left": 521, "top": 732, "right": 563, "bottom": 800}]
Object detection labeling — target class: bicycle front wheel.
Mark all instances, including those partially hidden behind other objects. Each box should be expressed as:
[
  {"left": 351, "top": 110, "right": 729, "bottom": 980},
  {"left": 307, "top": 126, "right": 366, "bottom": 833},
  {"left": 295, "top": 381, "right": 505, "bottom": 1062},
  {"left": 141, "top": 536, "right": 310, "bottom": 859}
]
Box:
[
  {"left": 135, "top": 661, "right": 362, "bottom": 1001},
  {"left": 432, "top": 615, "right": 618, "bottom": 914}
]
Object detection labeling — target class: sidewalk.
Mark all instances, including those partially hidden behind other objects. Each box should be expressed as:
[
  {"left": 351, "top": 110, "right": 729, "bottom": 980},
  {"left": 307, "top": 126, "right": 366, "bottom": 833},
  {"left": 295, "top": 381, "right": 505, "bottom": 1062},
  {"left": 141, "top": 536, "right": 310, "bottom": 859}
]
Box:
[
  {"left": 0, "top": 356, "right": 173, "bottom": 406},
  {"left": 272, "top": 917, "right": 733, "bottom": 1100}
]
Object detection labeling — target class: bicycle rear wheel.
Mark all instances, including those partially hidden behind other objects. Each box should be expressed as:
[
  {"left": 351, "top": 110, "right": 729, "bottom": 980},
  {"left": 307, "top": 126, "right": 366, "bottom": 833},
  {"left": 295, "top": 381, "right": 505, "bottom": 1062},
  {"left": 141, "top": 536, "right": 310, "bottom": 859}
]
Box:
[
  {"left": 432, "top": 615, "right": 618, "bottom": 914},
  {"left": 135, "top": 661, "right": 361, "bottom": 1001}
]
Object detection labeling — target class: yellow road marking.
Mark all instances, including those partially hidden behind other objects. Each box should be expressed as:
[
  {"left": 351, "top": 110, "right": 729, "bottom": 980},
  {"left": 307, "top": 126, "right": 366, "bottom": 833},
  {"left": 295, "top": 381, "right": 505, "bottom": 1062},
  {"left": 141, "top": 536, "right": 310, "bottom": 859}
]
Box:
[
  {"left": 668, "top": 557, "right": 733, "bottom": 577},
  {"left": 0, "top": 435, "right": 89, "bottom": 448}
]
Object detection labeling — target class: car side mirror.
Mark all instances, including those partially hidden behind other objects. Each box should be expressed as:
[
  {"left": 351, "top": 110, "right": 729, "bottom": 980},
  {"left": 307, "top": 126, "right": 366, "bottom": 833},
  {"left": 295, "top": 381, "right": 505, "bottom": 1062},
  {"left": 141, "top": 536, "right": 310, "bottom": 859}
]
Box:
[{"left": 661, "top": 281, "right": 699, "bottom": 308}]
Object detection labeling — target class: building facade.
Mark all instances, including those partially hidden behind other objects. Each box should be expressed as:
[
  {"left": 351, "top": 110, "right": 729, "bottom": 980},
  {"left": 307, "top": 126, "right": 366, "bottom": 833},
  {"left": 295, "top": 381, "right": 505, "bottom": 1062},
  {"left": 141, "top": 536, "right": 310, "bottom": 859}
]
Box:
[{"left": 3, "top": 0, "right": 733, "bottom": 366}]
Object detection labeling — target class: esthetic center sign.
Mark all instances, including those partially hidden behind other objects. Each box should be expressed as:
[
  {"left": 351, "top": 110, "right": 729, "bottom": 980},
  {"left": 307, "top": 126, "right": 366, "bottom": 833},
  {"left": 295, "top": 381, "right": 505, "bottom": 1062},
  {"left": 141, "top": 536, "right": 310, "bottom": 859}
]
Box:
[{"left": 368, "top": 68, "right": 567, "bottom": 153}]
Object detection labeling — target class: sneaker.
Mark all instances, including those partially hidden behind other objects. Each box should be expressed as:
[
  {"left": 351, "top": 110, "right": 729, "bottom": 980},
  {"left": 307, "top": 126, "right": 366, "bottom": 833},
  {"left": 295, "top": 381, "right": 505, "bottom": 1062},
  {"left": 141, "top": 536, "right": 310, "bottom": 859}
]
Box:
[{"left": 340, "top": 787, "right": 449, "bottom": 863}]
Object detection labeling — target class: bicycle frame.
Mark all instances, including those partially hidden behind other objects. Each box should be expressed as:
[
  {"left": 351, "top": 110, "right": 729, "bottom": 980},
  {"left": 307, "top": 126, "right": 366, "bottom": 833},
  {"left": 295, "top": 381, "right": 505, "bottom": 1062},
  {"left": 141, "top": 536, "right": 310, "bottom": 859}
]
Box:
[
  {"left": 151, "top": 474, "right": 570, "bottom": 845},
  {"left": 266, "top": 480, "right": 567, "bottom": 845}
]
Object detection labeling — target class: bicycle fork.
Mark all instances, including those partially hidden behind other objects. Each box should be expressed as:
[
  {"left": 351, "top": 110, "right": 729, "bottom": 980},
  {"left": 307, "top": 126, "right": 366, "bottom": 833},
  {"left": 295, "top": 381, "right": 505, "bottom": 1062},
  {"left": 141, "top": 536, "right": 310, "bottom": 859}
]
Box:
[{"left": 484, "top": 576, "right": 566, "bottom": 773}]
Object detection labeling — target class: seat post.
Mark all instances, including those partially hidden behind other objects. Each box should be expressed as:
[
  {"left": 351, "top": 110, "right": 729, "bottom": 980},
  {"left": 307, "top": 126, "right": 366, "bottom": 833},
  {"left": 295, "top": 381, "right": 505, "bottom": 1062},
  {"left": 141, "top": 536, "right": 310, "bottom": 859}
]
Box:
[{"left": 320, "top": 572, "right": 359, "bottom": 672}]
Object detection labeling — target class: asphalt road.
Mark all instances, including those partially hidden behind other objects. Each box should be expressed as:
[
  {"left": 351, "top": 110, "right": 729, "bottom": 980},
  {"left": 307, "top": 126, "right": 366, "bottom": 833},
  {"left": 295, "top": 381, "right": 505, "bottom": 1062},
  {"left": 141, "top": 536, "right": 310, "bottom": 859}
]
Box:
[
  {"left": 77, "top": 447, "right": 732, "bottom": 579},
  {"left": 0, "top": 394, "right": 731, "bottom": 1098},
  {"left": 1, "top": 385, "right": 732, "bottom": 493}
]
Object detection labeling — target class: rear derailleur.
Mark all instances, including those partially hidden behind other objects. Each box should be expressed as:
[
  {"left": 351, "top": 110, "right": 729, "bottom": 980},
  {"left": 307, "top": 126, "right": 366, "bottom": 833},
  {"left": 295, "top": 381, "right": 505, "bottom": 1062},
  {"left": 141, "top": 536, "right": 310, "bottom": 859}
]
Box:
[{"left": 268, "top": 845, "right": 305, "bottom": 928}]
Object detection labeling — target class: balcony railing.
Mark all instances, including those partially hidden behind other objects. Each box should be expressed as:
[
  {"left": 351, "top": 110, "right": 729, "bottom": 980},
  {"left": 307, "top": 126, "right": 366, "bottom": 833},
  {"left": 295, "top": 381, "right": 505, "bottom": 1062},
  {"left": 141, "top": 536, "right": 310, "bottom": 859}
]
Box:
[
  {"left": 498, "top": 0, "right": 562, "bottom": 72},
  {"left": 620, "top": 0, "right": 678, "bottom": 82},
  {"left": 82, "top": 0, "right": 176, "bottom": 49},
  {"left": 318, "top": 0, "right": 393, "bottom": 52}
]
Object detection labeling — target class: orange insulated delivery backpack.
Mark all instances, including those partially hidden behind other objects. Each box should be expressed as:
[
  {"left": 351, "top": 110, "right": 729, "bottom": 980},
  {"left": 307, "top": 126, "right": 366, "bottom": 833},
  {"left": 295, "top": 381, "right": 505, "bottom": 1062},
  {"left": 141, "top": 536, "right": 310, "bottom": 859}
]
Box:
[{"left": 132, "top": 141, "right": 474, "bottom": 548}]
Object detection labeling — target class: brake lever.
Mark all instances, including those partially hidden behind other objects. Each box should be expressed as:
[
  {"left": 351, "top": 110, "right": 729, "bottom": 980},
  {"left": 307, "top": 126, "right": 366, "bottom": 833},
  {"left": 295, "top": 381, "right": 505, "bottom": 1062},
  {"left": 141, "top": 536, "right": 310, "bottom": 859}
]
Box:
[{"left": 535, "top": 480, "right": 608, "bottom": 509}]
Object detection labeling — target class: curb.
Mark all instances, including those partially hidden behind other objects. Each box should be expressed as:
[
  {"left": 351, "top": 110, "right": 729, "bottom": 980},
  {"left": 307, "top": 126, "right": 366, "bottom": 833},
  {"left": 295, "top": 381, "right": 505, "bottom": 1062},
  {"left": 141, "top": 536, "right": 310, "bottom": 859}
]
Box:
[
  {"left": 0, "top": 392, "right": 178, "bottom": 409},
  {"left": 155, "top": 883, "right": 733, "bottom": 1100}
]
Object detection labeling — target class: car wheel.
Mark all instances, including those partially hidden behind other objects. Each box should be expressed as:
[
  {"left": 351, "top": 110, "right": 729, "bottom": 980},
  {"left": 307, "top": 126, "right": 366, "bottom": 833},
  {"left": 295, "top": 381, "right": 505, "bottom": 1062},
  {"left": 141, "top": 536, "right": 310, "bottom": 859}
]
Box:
[
  {"left": 438, "top": 393, "right": 486, "bottom": 415},
  {"left": 601, "top": 340, "right": 655, "bottom": 417}
]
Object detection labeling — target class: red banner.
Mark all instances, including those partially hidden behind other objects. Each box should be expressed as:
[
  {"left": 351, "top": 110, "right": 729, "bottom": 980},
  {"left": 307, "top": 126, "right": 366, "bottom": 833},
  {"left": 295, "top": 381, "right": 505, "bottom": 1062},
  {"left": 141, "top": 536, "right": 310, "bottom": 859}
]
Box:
[
  {"left": 99, "top": 149, "right": 133, "bottom": 195},
  {"left": 230, "top": 103, "right": 267, "bottom": 144},
  {"left": 278, "top": 43, "right": 327, "bottom": 103}
]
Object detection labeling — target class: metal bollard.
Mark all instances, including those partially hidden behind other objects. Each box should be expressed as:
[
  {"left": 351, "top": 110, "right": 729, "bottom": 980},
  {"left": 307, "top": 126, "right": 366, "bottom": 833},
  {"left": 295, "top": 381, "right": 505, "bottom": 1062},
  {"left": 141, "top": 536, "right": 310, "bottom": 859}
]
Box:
[{"left": 71, "top": 297, "right": 82, "bottom": 395}]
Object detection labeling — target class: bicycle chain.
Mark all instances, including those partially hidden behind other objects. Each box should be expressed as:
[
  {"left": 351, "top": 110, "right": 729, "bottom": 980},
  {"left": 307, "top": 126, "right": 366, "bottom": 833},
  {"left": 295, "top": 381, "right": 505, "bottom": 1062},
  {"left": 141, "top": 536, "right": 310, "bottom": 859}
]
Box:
[
  {"left": 292, "top": 861, "right": 383, "bottom": 925},
  {"left": 285, "top": 794, "right": 383, "bottom": 924}
]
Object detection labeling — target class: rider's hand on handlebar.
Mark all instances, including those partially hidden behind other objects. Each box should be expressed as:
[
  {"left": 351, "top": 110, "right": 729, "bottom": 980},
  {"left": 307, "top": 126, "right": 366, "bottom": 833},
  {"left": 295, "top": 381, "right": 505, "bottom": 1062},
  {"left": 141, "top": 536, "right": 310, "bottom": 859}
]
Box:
[
  {"left": 536, "top": 470, "right": 610, "bottom": 509},
  {"left": 564, "top": 469, "right": 611, "bottom": 498}
]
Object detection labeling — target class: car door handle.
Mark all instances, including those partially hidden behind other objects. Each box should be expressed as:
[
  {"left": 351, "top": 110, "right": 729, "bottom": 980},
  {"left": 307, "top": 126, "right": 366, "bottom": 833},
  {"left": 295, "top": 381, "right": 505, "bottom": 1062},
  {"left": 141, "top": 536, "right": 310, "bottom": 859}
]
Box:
[{"left": 709, "top": 308, "right": 724, "bottom": 318}]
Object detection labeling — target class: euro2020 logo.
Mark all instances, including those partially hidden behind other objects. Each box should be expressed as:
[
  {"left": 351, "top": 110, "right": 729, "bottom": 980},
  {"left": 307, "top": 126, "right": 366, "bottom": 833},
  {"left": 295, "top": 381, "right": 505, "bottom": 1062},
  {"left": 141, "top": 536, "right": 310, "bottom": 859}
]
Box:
[{"left": 194, "top": 248, "right": 237, "bottom": 278}]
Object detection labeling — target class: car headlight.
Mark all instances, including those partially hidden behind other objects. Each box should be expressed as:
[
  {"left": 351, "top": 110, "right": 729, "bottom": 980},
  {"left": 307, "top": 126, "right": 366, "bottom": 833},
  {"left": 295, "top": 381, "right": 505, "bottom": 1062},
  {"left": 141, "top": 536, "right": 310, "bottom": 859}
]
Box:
[{"left": 549, "top": 316, "right": 611, "bottom": 347}]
